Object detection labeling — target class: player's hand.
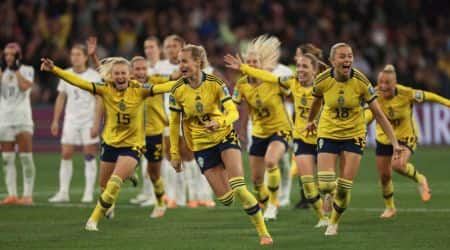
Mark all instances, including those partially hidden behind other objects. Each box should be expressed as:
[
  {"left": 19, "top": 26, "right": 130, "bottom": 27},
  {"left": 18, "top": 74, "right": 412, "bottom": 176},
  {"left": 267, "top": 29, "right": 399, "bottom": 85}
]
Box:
[
  {"left": 224, "top": 54, "right": 243, "bottom": 71},
  {"left": 204, "top": 120, "right": 219, "bottom": 132},
  {"left": 40, "top": 58, "right": 54, "bottom": 71},
  {"left": 86, "top": 36, "right": 97, "bottom": 57},
  {"left": 50, "top": 121, "right": 59, "bottom": 137},
  {"left": 9, "top": 53, "right": 21, "bottom": 71},
  {"left": 171, "top": 159, "right": 182, "bottom": 172},
  {"left": 90, "top": 124, "right": 99, "bottom": 138},
  {"left": 302, "top": 121, "right": 317, "bottom": 137},
  {"left": 392, "top": 144, "right": 404, "bottom": 160}
]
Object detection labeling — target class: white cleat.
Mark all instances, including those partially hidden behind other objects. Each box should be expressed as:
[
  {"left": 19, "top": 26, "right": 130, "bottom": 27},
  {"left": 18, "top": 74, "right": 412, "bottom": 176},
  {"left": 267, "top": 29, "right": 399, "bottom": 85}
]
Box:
[
  {"left": 105, "top": 205, "right": 115, "bottom": 220},
  {"left": 140, "top": 198, "right": 156, "bottom": 207},
  {"left": 278, "top": 198, "right": 290, "bottom": 208},
  {"left": 323, "top": 193, "right": 333, "bottom": 216},
  {"left": 314, "top": 218, "right": 330, "bottom": 228},
  {"left": 324, "top": 223, "right": 338, "bottom": 236},
  {"left": 85, "top": 219, "right": 98, "bottom": 231},
  {"left": 48, "top": 192, "right": 70, "bottom": 203},
  {"left": 263, "top": 204, "right": 278, "bottom": 221},
  {"left": 81, "top": 193, "right": 94, "bottom": 203},
  {"left": 129, "top": 193, "right": 151, "bottom": 204},
  {"left": 150, "top": 205, "right": 167, "bottom": 219}
]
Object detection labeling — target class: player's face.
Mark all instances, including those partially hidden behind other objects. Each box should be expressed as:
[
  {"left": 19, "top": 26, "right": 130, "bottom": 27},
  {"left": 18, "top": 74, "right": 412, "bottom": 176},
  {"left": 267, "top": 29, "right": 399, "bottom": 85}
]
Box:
[
  {"left": 331, "top": 46, "right": 353, "bottom": 77},
  {"left": 4, "top": 47, "right": 17, "bottom": 66},
  {"left": 377, "top": 72, "right": 396, "bottom": 98},
  {"left": 296, "top": 56, "right": 316, "bottom": 84},
  {"left": 245, "top": 52, "right": 261, "bottom": 69},
  {"left": 70, "top": 48, "right": 87, "bottom": 68},
  {"left": 179, "top": 50, "right": 200, "bottom": 78},
  {"left": 164, "top": 39, "right": 182, "bottom": 62},
  {"left": 111, "top": 63, "right": 131, "bottom": 90},
  {"left": 131, "top": 60, "right": 148, "bottom": 83},
  {"left": 144, "top": 40, "right": 160, "bottom": 60}
]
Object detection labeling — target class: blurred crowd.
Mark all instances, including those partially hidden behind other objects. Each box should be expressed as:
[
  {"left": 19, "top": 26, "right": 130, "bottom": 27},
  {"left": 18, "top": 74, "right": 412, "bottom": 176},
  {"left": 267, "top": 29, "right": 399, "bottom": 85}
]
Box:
[{"left": 1, "top": 0, "right": 449, "bottom": 104}]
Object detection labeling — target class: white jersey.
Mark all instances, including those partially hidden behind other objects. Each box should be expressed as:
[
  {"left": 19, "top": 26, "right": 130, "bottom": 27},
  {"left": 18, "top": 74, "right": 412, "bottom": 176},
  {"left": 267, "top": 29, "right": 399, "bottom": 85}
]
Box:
[
  {"left": 157, "top": 59, "right": 179, "bottom": 131},
  {"left": 273, "top": 64, "right": 294, "bottom": 116},
  {"left": 147, "top": 60, "right": 165, "bottom": 76},
  {"left": 57, "top": 68, "right": 101, "bottom": 128},
  {"left": 0, "top": 65, "right": 34, "bottom": 126}
]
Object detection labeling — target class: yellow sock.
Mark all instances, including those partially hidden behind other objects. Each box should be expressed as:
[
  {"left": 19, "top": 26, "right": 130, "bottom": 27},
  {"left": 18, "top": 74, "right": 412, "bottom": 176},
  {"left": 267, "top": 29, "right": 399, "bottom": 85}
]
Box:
[
  {"left": 318, "top": 171, "right": 337, "bottom": 196},
  {"left": 153, "top": 177, "right": 165, "bottom": 206},
  {"left": 400, "top": 163, "right": 424, "bottom": 183},
  {"left": 330, "top": 178, "right": 352, "bottom": 225},
  {"left": 230, "top": 177, "right": 270, "bottom": 238},
  {"left": 267, "top": 166, "right": 280, "bottom": 205},
  {"left": 254, "top": 183, "right": 269, "bottom": 206},
  {"left": 217, "top": 190, "right": 234, "bottom": 206},
  {"left": 301, "top": 175, "right": 324, "bottom": 219},
  {"left": 89, "top": 175, "right": 122, "bottom": 223},
  {"left": 381, "top": 180, "right": 395, "bottom": 209}
]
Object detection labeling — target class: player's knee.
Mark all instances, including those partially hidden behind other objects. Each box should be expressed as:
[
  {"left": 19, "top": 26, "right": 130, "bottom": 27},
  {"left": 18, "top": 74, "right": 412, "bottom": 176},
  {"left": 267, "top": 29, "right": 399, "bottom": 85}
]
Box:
[
  {"left": 391, "top": 159, "right": 405, "bottom": 171},
  {"left": 61, "top": 151, "right": 73, "bottom": 160},
  {"left": 264, "top": 157, "right": 278, "bottom": 168}
]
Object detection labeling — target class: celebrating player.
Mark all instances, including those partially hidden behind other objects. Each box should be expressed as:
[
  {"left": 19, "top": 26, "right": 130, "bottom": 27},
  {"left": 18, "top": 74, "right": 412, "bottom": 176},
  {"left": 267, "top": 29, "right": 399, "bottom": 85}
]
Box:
[
  {"left": 48, "top": 44, "right": 102, "bottom": 203},
  {"left": 365, "top": 64, "right": 450, "bottom": 218},
  {"left": 0, "top": 42, "right": 36, "bottom": 205},
  {"left": 303, "top": 43, "right": 400, "bottom": 235},
  {"left": 169, "top": 44, "right": 272, "bottom": 245}
]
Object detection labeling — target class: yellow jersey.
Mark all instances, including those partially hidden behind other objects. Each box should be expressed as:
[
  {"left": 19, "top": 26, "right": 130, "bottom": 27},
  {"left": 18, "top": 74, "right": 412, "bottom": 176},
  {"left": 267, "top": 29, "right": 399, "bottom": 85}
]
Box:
[
  {"left": 367, "top": 84, "right": 450, "bottom": 148},
  {"left": 232, "top": 70, "right": 292, "bottom": 138},
  {"left": 144, "top": 75, "right": 172, "bottom": 136},
  {"left": 169, "top": 73, "right": 238, "bottom": 155},
  {"left": 312, "top": 68, "right": 377, "bottom": 140},
  {"left": 238, "top": 64, "right": 314, "bottom": 144}
]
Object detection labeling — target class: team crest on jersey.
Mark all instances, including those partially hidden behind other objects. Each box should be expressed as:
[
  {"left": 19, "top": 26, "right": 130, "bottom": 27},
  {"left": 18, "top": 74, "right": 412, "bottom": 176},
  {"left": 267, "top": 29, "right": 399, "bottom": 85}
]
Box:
[
  {"left": 301, "top": 95, "right": 307, "bottom": 105},
  {"left": 196, "top": 102, "right": 203, "bottom": 113},
  {"left": 318, "top": 138, "right": 324, "bottom": 149},
  {"left": 142, "top": 83, "right": 152, "bottom": 89},
  {"left": 197, "top": 157, "right": 205, "bottom": 169},
  {"left": 388, "top": 106, "right": 395, "bottom": 118},
  {"left": 279, "top": 76, "right": 290, "bottom": 84},
  {"left": 369, "top": 86, "right": 375, "bottom": 95},
  {"left": 118, "top": 99, "right": 126, "bottom": 111},
  {"left": 337, "top": 96, "right": 345, "bottom": 106},
  {"left": 415, "top": 91, "right": 423, "bottom": 101},
  {"left": 222, "top": 86, "right": 230, "bottom": 96}
]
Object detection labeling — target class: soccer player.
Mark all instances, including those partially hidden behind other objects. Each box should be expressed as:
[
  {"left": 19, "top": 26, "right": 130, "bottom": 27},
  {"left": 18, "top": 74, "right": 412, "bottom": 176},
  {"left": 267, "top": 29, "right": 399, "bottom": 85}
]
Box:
[
  {"left": 365, "top": 64, "right": 450, "bottom": 218},
  {"left": 225, "top": 52, "right": 330, "bottom": 228},
  {"left": 303, "top": 43, "right": 401, "bottom": 235},
  {"left": 228, "top": 35, "right": 292, "bottom": 220},
  {"left": 40, "top": 56, "right": 175, "bottom": 231},
  {"left": 169, "top": 44, "right": 272, "bottom": 245},
  {"left": 48, "top": 44, "right": 102, "bottom": 203},
  {"left": 0, "top": 42, "right": 36, "bottom": 205}
]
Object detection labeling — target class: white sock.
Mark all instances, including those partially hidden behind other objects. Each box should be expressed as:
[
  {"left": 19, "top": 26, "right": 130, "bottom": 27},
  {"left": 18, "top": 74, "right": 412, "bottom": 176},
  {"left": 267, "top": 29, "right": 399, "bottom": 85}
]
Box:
[
  {"left": 199, "top": 174, "right": 213, "bottom": 201},
  {"left": 141, "top": 157, "right": 153, "bottom": 197},
  {"left": 175, "top": 161, "right": 188, "bottom": 206},
  {"left": 161, "top": 158, "right": 176, "bottom": 201},
  {"left": 2, "top": 152, "right": 17, "bottom": 197},
  {"left": 19, "top": 153, "right": 36, "bottom": 198},
  {"left": 184, "top": 160, "right": 199, "bottom": 201},
  {"left": 83, "top": 155, "right": 97, "bottom": 198},
  {"left": 278, "top": 152, "right": 292, "bottom": 204},
  {"left": 59, "top": 159, "right": 73, "bottom": 194}
]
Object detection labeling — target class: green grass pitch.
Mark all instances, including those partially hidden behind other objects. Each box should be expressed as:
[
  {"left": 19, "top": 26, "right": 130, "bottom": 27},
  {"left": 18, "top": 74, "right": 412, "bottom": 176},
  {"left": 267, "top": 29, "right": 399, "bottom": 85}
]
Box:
[{"left": 1, "top": 147, "right": 450, "bottom": 250}]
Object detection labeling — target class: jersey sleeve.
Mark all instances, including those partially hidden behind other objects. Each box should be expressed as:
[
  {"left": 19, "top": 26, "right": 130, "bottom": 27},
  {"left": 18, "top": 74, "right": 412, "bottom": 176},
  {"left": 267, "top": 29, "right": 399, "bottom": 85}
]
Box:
[
  {"left": 57, "top": 79, "right": 66, "bottom": 93},
  {"left": 218, "top": 83, "right": 233, "bottom": 104},
  {"left": 423, "top": 90, "right": 450, "bottom": 107},
  {"left": 362, "top": 83, "right": 377, "bottom": 103},
  {"left": 232, "top": 84, "right": 242, "bottom": 105},
  {"left": 312, "top": 79, "right": 326, "bottom": 98},
  {"left": 20, "top": 66, "right": 34, "bottom": 82},
  {"left": 169, "top": 93, "right": 182, "bottom": 113},
  {"left": 411, "top": 89, "right": 425, "bottom": 103}
]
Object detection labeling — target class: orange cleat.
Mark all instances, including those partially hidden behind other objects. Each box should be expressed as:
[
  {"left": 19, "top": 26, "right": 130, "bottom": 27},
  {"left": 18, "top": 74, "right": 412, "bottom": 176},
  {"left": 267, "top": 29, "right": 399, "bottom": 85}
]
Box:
[
  {"left": 200, "top": 200, "right": 216, "bottom": 208},
  {"left": 418, "top": 176, "right": 431, "bottom": 203},
  {"left": 163, "top": 195, "right": 170, "bottom": 204},
  {"left": 167, "top": 200, "right": 177, "bottom": 209},
  {"left": 380, "top": 208, "right": 396, "bottom": 219},
  {"left": 260, "top": 236, "right": 273, "bottom": 246},
  {"left": 187, "top": 200, "right": 199, "bottom": 208},
  {"left": 16, "top": 197, "right": 33, "bottom": 205},
  {"left": 0, "top": 196, "right": 18, "bottom": 205}
]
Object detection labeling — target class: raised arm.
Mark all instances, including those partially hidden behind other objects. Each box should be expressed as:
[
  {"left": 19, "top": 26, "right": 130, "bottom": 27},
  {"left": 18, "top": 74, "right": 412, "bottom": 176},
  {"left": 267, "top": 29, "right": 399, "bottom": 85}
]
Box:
[
  {"left": 224, "top": 54, "right": 279, "bottom": 84},
  {"left": 423, "top": 91, "right": 450, "bottom": 107},
  {"left": 86, "top": 37, "right": 101, "bottom": 70}
]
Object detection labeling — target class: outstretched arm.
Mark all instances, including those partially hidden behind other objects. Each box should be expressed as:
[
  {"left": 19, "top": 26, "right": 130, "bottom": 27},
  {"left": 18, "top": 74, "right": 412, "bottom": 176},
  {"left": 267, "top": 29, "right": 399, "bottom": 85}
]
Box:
[
  {"left": 224, "top": 54, "right": 280, "bottom": 84},
  {"left": 423, "top": 91, "right": 450, "bottom": 107}
]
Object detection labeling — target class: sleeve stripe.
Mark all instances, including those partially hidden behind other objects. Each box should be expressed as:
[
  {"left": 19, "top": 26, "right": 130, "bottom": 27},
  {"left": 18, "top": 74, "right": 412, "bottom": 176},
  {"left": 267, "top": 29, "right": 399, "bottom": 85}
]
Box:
[
  {"left": 233, "top": 100, "right": 241, "bottom": 105},
  {"left": 150, "top": 84, "right": 154, "bottom": 96},
  {"left": 314, "top": 70, "right": 331, "bottom": 83},
  {"left": 366, "top": 95, "right": 378, "bottom": 103},
  {"left": 221, "top": 96, "right": 232, "bottom": 103},
  {"left": 169, "top": 107, "right": 182, "bottom": 112},
  {"left": 91, "top": 82, "right": 96, "bottom": 95}
]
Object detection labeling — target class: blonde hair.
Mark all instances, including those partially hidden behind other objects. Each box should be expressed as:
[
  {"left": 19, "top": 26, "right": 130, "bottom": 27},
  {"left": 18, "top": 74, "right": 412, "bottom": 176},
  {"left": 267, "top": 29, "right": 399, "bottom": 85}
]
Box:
[
  {"left": 329, "top": 42, "right": 352, "bottom": 61},
  {"left": 98, "top": 57, "right": 130, "bottom": 82},
  {"left": 242, "top": 35, "right": 281, "bottom": 71},
  {"left": 379, "top": 64, "right": 397, "bottom": 80},
  {"left": 181, "top": 44, "right": 208, "bottom": 69},
  {"left": 130, "top": 56, "right": 147, "bottom": 66}
]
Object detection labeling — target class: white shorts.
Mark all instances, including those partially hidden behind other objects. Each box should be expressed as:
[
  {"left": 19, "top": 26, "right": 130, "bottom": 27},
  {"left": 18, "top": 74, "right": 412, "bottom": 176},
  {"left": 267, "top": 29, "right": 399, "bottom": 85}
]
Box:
[
  {"left": 0, "top": 124, "right": 34, "bottom": 142},
  {"left": 61, "top": 126, "right": 100, "bottom": 145}
]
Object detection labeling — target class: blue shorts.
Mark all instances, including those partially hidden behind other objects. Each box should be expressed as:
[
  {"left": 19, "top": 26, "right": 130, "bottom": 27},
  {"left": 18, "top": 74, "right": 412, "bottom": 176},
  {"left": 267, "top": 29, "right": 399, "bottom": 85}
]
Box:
[
  {"left": 249, "top": 131, "right": 290, "bottom": 156},
  {"left": 100, "top": 143, "right": 142, "bottom": 163},
  {"left": 317, "top": 137, "right": 365, "bottom": 155},
  {"left": 194, "top": 130, "right": 241, "bottom": 173},
  {"left": 144, "top": 134, "right": 163, "bottom": 162},
  {"left": 293, "top": 138, "right": 317, "bottom": 156},
  {"left": 376, "top": 140, "right": 414, "bottom": 156}
]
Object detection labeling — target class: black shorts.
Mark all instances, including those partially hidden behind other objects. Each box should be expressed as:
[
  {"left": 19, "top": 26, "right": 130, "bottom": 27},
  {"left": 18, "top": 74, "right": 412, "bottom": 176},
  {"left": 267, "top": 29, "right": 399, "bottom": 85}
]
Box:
[
  {"left": 317, "top": 137, "right": 365, "bottom": 155},
  {"left": 194, "top": 130, "right": 241, "bottom": 173},
  {"left": 249, "top": 131, "right": 291, "bottom": 156},
  {"left": 144, "top": 134, "right": 163, "bottom": 162},
  {"left": 100, "top": 143, "right": 142, "bottom": 163},
  {"left": 293, "top": 138, "right": 317, "bottom": 156},
  {"left": 375, "top": 140, "right": 414, "bottom": 156}
]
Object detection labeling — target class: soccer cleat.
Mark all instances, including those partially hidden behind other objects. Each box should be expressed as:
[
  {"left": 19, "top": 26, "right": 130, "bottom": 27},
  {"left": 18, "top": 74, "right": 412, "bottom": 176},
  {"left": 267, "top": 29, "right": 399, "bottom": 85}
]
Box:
[
  {"left": 199, "top": 200, "right": 216, "bottom": 208},
  {"left": 140, "top": 198, "right": 156, "bottom": 207},
  {"left": 322, "top": 193, "right": 333, "bottom": 216},
  {"left": 259, "top": 236, "right": 273, "bottom": 246},
  {"left": 0, "top": 196, "right": 18, "bottom": 205},
  {"left": 16, "top": 197, "right": 33, "bottom": 205},
  {"left": 187, "top": 200, "right": 199, "bottom": 208},
  {"left": 85, "top": 219, "right": 99, "bottom": 231},
  {"left": 324, "top": 223, "right": 338, "bottom": 236},
  {"left": 263, "top": 204, "right": 278, "bottom": 221},
  {"left": 81, "top": 193, "right": 94, "bottom": 203},
  {"left": 278, "top": 198, "right": 290, "bottom": 208},
  {"left": 418, "top": 176, "right": 431, "bottom": 203},
  {"left": 105, "top": 205, "right": 115, "bottom": 220},
  {"left": 380, "top": 208, "right": 397, "bottom": 219},
  {"left": 167, "top": 200, "right": 177, "bottom": 209},
  {"left": 130, "top": 193, "right": 151, "bottom": 204},
  {"left": 150, "top": 205, "right": 167, "bottom": 219},
  {"left": 48, "top": 192, "right": 70, "bottom": 203},
  {"left": 314, "top": 218, "right": 330, "bottom": 228}
]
